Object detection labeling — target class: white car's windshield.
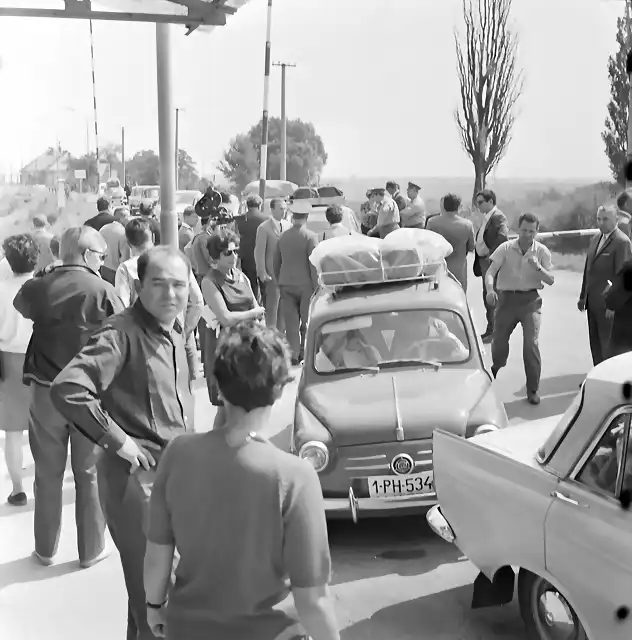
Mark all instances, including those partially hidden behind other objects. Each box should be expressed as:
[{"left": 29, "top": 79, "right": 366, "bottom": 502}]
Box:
[
  {"left": 537, "top": 384, "right": 585, "bottom": 463},
  {"left": 313, "top": 309, "right": 470, "bottom": 374},
  {"left": 131, "top": 187, "right": 143, "bottom": 196}
]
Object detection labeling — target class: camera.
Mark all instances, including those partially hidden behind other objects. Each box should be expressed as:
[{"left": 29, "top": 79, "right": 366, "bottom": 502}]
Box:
[{"left": 195, "top": 187, "right": 234, "bottom": 226}]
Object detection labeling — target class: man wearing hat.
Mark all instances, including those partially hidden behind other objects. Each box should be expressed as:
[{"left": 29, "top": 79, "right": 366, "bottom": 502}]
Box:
[
  {"left": 274, "top": 200, "right": 319, "bottom": 365},
  {"left": 400, "top": 182, "right": 426, "bottom": 229}
]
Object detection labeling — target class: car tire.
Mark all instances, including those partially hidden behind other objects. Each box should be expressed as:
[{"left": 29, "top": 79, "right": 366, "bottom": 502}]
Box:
[{"left": 517, "top": 569, "right": 588, "bottom": 640}]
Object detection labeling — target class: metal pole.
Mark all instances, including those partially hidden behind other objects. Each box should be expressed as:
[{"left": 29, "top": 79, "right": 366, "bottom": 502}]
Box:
[
  {"left": 156, "top": 22, "right": 178, "bottom": 248},
  {"left": 89, "top": 19, "right": 100, "bottom": 185},
  {"left": 273, "top": 61, "right": 296, "bottom": 181},
  {"left": 175, "top": 108, "right": 179, "bottom": 191},
  {"left": 258, "top": 0, "right": 273, "bottom": 200},
  {"left": 121, "top": 126, "right": 126, "bottom": 186}
]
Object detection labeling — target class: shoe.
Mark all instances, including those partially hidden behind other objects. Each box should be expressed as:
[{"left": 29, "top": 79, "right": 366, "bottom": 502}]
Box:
[
  {"left": 527, "top": 392, "right": 541, "bottom": 405},
  {"left": 80, "top": 544, "right": 112, "bottom": 569},
  {"left": 32, "top": 551, "right": 55, "bottom": 567},
  {"left": 481, "top": 332, "right": 493, "bottom": 344},
  {"left": 7, "top": 491, "right": 27, "bottom": 507}
]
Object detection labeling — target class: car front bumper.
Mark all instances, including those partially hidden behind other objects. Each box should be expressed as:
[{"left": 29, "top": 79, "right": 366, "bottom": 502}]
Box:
[{"left": 324, "top": 487, "right": 438, "bottom": 522}]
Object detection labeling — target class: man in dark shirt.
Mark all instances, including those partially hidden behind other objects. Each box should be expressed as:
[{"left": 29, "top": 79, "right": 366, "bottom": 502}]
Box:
[
  {"left": 236, "top": 194, "right": 267, "bottom": 302},
  {"left": 50, "top": 246, "right": 193, "bottom": 640},
  {"left": 274, "top": 200, "right": 319, "bottom": 365},
  {"left": 13, "top": 226, "right": 123, "bottom": 568},
  {"left": 84, "top": 196, "right": 116, "bottom": 231},
  {"left": 386, "top": 180, "right": 407, "bottom": 213}
]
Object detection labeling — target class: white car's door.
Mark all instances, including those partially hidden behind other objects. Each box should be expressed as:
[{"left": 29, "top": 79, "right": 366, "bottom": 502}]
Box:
[{"left": 544, "top": 409, "right": 632, "bottom": 640}]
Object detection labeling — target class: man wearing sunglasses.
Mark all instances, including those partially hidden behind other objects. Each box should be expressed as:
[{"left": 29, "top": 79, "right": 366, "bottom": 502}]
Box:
[{"left": 13, "top": 225, "right": 124, "bottom": 570}]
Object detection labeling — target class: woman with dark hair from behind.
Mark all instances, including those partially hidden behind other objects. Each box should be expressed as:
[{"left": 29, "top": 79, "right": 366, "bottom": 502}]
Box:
[
  {"left": 200, "top": 226, "right": 265, "bottom": 405},
  {"left": 144, "top": 321, "right": 339, "bottom": 640},
  {"left": 0, "top": 234, "right": 39, "bottom": 506}
]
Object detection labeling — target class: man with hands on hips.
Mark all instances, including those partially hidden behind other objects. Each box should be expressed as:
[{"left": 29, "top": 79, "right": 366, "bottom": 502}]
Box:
[{"left": 485, "top": 213, "right": 555, "bottom": 406}]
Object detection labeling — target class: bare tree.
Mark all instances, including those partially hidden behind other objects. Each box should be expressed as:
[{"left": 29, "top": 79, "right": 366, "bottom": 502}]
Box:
[{"left": 455, "top": 0, "right": 524, "bottom": 203}]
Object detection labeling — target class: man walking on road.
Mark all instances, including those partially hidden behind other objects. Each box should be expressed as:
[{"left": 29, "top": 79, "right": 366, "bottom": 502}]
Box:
[
  {"left": 578, "top": 204, "right": 632, "bottom": 366},
  {"left": 31, "top": 214, "right": 55, "bottom": 273},
  {"left": 13, "top": 226, "right": 123, "bottom": 568},
  {"left": 178, "top": 206, "right": 198, "bottom": 253},
  {"left": 50, "top": 246, "right": 194, "bottom": 640},
  {"left": 236, "top": 194, "right": 267, "bottom": 302},
  {"left": 99, "top": 206, "right": 131, "bottom": 285},
  {"left": 274, "top": 200, "right": 319, "bottom": 365},
  {"left": 485, "top": 213, "right": 555, "bottom": 405},
  {"left": 255, "top": 197, "right": 290, "bottom": 329},
  {"left": 85, "top": 197, "right": 116, "bottom": 231},
  {"left": 473, "top": 189, "right": 509, "bottom": 342}
]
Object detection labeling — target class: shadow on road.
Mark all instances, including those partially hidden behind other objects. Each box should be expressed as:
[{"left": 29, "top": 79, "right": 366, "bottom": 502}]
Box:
[
  {"left": 0, "top": 556, "right": 78, "bottom": 592},
  {"left": 328, "top": 516, "right": 463, "bottom": 585},
  {"left": 341, "top": 584, "right": 528, "bottom": 640},
  {"left": 505, "top": 373, "right": 585, "bottom": 421}
]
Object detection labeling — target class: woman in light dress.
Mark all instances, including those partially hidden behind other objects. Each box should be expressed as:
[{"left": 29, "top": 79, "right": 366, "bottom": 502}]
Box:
[{"left": 0, "top": 234, "right": 39, "bottom": 506}]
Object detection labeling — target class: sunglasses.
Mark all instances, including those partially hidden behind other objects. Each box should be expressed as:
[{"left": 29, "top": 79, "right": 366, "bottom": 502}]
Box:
[{"left": 222, "top": 248, "right": 238, "bottom": 257}]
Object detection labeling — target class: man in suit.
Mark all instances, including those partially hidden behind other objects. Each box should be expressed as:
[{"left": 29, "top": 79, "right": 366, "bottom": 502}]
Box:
[
  {"left": 386, "top": 181, "right": 407, "bottom": 214},
  {"left": 605, "top": 259, "right": 632, "bottom": 358},
  {"left": 473, "top": 189, "right": 509, "bottom": 342},
  {"left": 178, "top": 206, "right": 198, "bottom": 253},
  {"left": 236, "top": 195, "right": 268, "bottom": 302},
  {"left": 616, "top": 190, "right": 632, "bottom": 239},
  {"left": 255, "top": 197, "right": 290, "bottom": 329},
  {"left": 578, "top": 204, "right": 632, "bottom": 365}
]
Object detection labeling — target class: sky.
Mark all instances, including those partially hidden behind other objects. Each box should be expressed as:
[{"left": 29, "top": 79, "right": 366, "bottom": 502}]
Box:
[{"left": 0, "top": 0, "right": 626, "bottom": 181}]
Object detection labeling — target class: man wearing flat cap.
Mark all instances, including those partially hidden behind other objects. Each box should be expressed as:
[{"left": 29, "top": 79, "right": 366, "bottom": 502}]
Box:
[
  {"left": 400, "top": 182, "right": 426, "bottom": 230},
  {"left": 274, "top": 200, "right": 319, "bottom": 365}
]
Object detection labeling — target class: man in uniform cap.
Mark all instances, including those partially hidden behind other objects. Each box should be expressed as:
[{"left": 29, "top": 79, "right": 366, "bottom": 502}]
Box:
[
  {"left": 400, "top": 182, "right": 426, "bottom": 230},
  {"left": 274, "top": 200, "right": 319, "bottom": 365}
]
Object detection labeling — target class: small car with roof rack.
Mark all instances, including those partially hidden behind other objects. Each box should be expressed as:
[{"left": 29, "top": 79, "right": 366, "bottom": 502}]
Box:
[{"left": 291, "top": 230, "right": 507, "bottom": 521}]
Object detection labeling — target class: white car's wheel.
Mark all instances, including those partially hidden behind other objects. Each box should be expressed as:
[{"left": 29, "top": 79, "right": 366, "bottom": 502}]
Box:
[{"left": 518, "top": 570, "right": 587, "bottom": 640}]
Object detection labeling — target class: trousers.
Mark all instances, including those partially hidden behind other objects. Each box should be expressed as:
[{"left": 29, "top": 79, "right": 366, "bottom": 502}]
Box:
[
  {"left": 491, "top": 290, "right": 542, "bottom": 393},
  {"left": 264, "top": 279, "right": 285, "bottom": 331},
  {"left": 280, "top": 284, "right": 312, "bottom": 359},
  {"left": 28, "top": 383, "right": 105, "bottom": 562},
  {"left": 479, "top": 257, "right": 495, "bottom": 334},
  {"left": 586, "top": 302, "right": 612, "bottom": 366}
]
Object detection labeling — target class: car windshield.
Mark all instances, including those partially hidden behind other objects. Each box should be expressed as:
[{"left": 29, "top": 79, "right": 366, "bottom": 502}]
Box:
[
  {"left": 294, "top": 188, "right": 316, "bottom": 199},
  {"left": 313, "top": 309, "right": 470, "bottom": 374},
  {"left": 144, "top": 188, "right": 160, "bottom": 199},
  {"left": 536, "top": 383, "right": 586, "bottom": 463},
  {"left": 318, "top": 186, "right": 342, "bottom": 198},
  {"left": 106, "top": 179, "right": 120, "bottom": 189},
  {"left": 131, "top": 187, "right": 143, "bottom": 196}
]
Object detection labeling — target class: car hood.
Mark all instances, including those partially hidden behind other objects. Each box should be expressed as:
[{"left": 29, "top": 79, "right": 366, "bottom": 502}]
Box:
[
  {"left": 300, "top": 368, "right": 491, "bottom": 446},
  {"left": 469, "top": 415, "right": 560, "bottom": 468}
]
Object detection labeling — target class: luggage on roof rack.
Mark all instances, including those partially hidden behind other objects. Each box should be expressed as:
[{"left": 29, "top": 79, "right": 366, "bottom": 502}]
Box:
[{"left": 309, "top": 228, "right": 453, "bottom": 287}]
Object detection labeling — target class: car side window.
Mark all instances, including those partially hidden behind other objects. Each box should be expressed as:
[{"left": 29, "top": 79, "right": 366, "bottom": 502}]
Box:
[{"left": 576, "top": 413, "right": 631, "bottom": 498}]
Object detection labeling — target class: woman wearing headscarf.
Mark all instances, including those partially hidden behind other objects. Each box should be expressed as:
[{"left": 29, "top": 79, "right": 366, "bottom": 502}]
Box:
[
  {"left": 144, "top": 321, "right": 339, "bottom": 640},
  {"left": 0, "top": 234, "right": 39, "bottom": 506},
  {"left": 200, "top": 227, "right": 265, "bottom": 405}
]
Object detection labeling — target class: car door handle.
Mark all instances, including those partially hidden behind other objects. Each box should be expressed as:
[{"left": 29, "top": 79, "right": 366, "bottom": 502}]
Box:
[{"left": 551, "top": 491, "right": 589, "bottom": 508}]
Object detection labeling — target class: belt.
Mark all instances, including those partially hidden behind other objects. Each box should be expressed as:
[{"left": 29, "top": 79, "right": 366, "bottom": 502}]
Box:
[{"left": 499, "top": 289, "right": 538, "bottom": 294}]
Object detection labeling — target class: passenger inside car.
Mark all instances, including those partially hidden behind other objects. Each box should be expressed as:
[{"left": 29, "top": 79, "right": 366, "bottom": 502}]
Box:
[{"left": 315, "top": 329, "right": 381, "bottom": 371}]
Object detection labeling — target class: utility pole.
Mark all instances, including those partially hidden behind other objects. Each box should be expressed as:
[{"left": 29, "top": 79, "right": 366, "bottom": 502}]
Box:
[
  {"left": 259, "top": 0, "right": 274, "bottom": 200},
  {"left": 272, "top": 61, "right": 296, "bottom": 181},
  {"left": 156, "top": 23, "right": 178, "bottom": 248},
  {"left": 175, "top": 107, "right": 181, "bottom": 191},
  {"left": 121, "top": 126, "right": 126, "bottom": 187}
]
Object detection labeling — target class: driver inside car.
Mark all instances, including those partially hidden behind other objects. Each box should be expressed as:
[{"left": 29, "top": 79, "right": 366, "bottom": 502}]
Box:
[{"left": 391, "top": 314, "right": 468, "bottom": 362}]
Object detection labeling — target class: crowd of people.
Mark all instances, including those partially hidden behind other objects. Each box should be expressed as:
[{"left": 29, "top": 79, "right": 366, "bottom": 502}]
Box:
[{"left": 1, "top": 180, "right": 632, "bottom": 639}]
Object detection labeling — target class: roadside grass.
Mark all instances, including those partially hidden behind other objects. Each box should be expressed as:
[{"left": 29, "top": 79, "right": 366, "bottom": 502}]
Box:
[{"left": 550, "top": 251, "right": 584, "bottom": 273}]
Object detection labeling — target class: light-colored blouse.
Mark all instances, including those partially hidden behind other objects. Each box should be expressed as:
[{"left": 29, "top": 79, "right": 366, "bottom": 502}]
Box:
[{"left": 0, "top": 272, "right": 34, "bottom": 353}]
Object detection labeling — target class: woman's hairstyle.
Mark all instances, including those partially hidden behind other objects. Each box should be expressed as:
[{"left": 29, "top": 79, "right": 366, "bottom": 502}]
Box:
[
  {"left": 325, "top": 204, "right": 343, "bottom": 225},
  {"left": 3, "top": 233, "right": 39, "bottom": 274},
  {"left": 214, "top": 321, "right": 292, "bottom": 412},
  {"left": 207, "top": 226, "right": 240, "bottom": 261},
  {"left": 125, "top": 217, "right": 153, "bottom": 248}
]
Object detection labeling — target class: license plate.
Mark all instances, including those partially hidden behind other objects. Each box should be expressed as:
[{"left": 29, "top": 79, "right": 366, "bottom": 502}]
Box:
[{"left": 368, "top": 472, "right": 434, "bottom": 498}]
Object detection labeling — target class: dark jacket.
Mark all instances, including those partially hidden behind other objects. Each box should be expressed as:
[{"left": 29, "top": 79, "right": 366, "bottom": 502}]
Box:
[
  {"left": 392, "top": 191, "right": 407, "bottom": 213},
  {"left": 605, "top": 259, "right": 632, "bottom": 356},
  {"left": 13, "top": 265, "right": 124, "bottom": 387},
  {"left": 473, "top": 209, "right": 509, "bottom": 277},
  {"left": 85, "top": 211, "right": 116, "bottom": 231},
  {"left": 236, "top": 210, "right": 269, "bottom": 271},
  {"left": 580, "top": 228, "right": 632, "bottom": 312}
]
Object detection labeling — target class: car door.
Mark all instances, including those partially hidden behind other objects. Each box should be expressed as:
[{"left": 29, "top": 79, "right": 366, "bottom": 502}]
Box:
[{"left": 544, "top": 409, "right": 632, "bottom": 639}]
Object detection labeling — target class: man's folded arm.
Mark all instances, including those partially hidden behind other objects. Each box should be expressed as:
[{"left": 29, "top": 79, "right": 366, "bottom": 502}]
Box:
[{"left": 50, "top": 325, "right": 130, "bottom": 452}]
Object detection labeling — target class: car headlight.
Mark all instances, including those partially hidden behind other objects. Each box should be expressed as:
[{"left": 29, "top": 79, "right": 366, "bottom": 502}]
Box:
[
  {"left": 473, "top": 424, "right": 499, "bottom": 436},
  {"left": 298, "top": 441, "right": 329, "bottom": 473}
]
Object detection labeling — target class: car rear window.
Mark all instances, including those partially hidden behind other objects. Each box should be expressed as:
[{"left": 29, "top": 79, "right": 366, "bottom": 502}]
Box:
[
  {"left": 537, "top": 383, "right": 585, "bottom": 463},
  {"left": 294, "top": 188, "right": 317, "bottom": 199},
  {"left": 318, "top": 186, "right": 343, "bottom": 198},
  {"left": 313, "top": 309, "right": 470, "bottom": 374}
]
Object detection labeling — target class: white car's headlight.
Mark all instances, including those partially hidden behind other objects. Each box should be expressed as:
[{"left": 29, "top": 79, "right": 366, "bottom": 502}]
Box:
[
  {"left": 298, "top": 441, "right": 329, "bottom": 473},
  {"left": 474, "top": 424, "right": 499, "bottom": 436}
]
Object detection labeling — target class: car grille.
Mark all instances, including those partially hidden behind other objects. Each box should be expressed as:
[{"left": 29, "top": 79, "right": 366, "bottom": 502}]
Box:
[{"left": 320, "top": 440, "right": 434, "bottom": 499}]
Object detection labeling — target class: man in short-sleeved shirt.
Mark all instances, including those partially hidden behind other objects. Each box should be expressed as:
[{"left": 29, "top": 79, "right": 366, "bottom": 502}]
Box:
[
  {"left": 147, "top": 432, "right": 331, "bottom": 640},
  {"left": 484, "top": 212, "right": 554, "bottom": 405}
]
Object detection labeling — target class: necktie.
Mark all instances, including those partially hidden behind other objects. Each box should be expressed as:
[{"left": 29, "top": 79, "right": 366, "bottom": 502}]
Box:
[{"left": 596, "top": 233, "right": 605, "bottom": 255}]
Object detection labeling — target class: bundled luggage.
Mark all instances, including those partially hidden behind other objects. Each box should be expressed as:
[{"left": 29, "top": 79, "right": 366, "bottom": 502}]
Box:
[{"left": 310, "top": 228, "right": 453, "bottom": 287}]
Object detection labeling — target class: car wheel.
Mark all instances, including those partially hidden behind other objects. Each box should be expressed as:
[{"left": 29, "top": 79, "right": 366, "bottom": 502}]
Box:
[{"left": 518, "top": 570, "right": 587, "bottom": 640}]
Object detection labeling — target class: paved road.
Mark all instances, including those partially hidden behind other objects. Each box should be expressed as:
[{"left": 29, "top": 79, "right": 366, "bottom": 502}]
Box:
[{"left": 0, "top": 265, "right": 592, "bottom": 640}]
